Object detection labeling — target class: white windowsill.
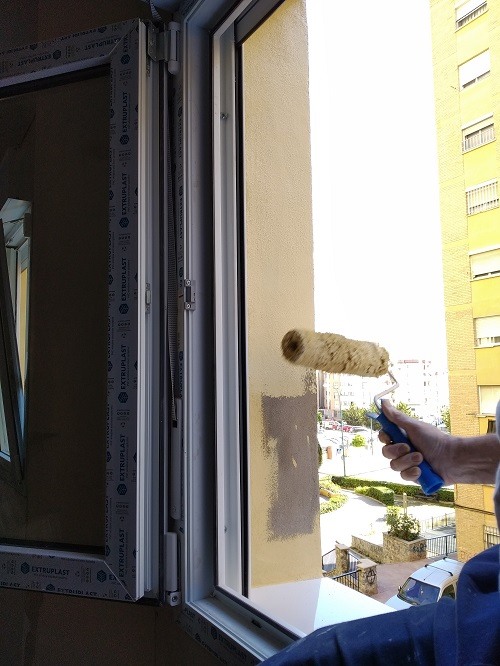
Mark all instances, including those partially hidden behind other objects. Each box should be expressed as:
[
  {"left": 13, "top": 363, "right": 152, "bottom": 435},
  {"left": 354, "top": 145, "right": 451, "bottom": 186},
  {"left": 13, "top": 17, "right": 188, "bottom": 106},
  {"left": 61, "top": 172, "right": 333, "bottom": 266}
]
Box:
[{"left": 249, "top": 576, "right": 393, "bottom": 637}]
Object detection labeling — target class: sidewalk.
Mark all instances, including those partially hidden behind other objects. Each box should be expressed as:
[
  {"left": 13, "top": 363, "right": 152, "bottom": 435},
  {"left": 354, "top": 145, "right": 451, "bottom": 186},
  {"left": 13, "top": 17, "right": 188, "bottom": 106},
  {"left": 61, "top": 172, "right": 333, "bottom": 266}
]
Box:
[{"left": 319, "top": 490, "right": 456, "bottom": 604}]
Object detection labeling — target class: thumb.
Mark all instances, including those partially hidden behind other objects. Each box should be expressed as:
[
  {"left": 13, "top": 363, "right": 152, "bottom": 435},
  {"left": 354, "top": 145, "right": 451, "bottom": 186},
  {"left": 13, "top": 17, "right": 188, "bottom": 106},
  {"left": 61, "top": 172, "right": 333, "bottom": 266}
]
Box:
[{"left": 380, "top": 399, "right": 411, "bottom": 428}]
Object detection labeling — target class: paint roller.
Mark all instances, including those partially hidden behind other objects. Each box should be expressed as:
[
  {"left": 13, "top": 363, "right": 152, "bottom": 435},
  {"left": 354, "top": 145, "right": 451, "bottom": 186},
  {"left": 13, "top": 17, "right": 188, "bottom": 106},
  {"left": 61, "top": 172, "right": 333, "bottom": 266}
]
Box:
[{"left": 281, "top": 329, "right": 444, "bottom": 495}]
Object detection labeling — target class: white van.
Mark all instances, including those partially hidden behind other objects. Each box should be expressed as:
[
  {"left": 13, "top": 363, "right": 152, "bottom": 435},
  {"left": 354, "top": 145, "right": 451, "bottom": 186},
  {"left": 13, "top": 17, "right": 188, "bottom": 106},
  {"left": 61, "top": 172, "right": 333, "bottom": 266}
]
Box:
[{"left": 386, "top": 558, "right": 464, "bottom": 610}]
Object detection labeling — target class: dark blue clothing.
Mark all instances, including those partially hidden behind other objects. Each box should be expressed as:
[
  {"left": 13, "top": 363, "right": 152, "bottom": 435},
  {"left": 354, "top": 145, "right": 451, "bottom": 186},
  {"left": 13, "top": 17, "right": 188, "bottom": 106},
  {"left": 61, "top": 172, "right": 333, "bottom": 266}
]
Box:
[{"left": 263, "top": 545, "right": 500, "bottom": 665}]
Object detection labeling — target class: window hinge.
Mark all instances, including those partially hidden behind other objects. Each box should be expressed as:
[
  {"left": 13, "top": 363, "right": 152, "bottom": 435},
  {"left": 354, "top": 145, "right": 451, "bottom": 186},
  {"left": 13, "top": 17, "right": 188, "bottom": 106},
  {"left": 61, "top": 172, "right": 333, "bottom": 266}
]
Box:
[
  {"left": 165, "top": 532, "right": 181, "bottom": 606},
  {"left": 147, "top": 22, "right": 180, "bottom": 75},
  {"left": 183, "top": 279, "right": 196, "bottom": 311}
]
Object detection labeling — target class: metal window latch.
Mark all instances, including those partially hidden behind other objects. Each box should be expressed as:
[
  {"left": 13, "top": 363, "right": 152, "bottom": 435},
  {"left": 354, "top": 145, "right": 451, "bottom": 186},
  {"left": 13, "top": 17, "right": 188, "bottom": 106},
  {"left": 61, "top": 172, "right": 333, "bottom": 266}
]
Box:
[
  {"left": 145, "top": 282, "right": 152, "bottom": 314},
  {"left": 147, "top": 22, "right": 180, "bottom": 74},
  {"left": 184, "top": 279, "right": 195, "bottom": 311}
]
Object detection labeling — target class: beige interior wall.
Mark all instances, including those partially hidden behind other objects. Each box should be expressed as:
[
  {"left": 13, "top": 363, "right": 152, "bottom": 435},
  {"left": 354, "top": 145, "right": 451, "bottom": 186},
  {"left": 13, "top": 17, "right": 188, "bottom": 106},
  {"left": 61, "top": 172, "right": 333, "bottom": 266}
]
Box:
[{"left": 243, "top": 0, "right": 322, "bottom": 587}]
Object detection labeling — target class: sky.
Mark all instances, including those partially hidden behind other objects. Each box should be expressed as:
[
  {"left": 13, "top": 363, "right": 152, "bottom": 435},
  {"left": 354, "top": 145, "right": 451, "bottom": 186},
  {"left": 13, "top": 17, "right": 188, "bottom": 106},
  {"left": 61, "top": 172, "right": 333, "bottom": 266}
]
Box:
[{"left": 306, "top": 0, "right": 447, "bottom": 368}]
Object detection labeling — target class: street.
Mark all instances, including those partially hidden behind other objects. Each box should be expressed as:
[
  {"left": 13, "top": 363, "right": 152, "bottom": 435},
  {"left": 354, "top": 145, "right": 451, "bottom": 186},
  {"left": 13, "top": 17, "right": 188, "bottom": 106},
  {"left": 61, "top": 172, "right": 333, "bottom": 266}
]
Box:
[{"left": 318, "top": 431, "right": 404, "bottom": 483}]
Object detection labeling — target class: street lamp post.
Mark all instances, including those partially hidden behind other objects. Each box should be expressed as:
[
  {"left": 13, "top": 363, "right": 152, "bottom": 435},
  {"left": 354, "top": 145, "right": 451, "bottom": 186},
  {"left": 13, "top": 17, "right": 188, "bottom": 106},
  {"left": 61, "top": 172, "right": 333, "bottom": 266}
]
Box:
[{"left": 333, "top": 387, "right": 346, "bottom": 477}]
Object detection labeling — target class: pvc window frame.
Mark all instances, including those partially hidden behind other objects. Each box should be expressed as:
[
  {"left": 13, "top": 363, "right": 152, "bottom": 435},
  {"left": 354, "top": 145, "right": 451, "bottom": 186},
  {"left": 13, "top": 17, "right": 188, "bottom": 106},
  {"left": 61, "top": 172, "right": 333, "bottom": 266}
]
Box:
[
  {"left": 177, "top": 0, "right": 298, "bottom": 660},
  {"left": 0, "top": 18, "right": 160, "bottom": 603}
]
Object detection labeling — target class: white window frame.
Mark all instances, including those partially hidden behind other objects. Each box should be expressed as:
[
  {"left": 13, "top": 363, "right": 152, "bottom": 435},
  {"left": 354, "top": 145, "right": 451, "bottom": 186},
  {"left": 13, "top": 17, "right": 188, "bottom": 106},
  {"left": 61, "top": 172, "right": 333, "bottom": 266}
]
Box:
[
  {"left": 459, "top": 50, "right": 490, "bottom": 89},
  {"left": 177, "top": 1, "right": 297, "bottom": 658},
  {"left": 479, "top": 385, "right": 500, "bottom": 415},
  {"left": 455, "top": 0, "right": 487, "bottom": 30},
  {"left": 470, "top": 246, "right": 500, "bottom": 278},
  {"left": 462, "top": 114, "right": 495, "bottom": 152},
  {"left": 484, "top": 525, "right": 500, "bottom": 548},
  {"left": 474, "top": 315, "right": 500, "bottom": 347},
  {"left": 465, "top": 179, "right": 499, "bottom": 215},
  {"left": 178, "top": 0, "right": 392, "bottom": 661},
  {"left": 0, "top": 18, "right": 159, "bottom": 604}
]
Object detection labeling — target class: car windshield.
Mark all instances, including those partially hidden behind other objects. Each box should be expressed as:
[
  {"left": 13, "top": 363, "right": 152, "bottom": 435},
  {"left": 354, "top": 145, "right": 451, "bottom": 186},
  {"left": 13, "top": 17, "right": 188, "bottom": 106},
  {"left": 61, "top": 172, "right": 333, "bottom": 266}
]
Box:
[{"left": 398, "top": 577, "right": 440, "bottom": 606}]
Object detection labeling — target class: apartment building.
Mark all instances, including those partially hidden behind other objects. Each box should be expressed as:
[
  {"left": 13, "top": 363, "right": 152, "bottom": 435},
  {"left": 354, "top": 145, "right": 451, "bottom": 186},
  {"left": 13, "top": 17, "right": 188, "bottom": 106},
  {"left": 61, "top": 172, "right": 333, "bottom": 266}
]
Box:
[
  {"left": 430, "top": 0, "right": 500, "bottom": 560},
  {"left": 318, "top": 361, "right": 448, "bottom": 424}
]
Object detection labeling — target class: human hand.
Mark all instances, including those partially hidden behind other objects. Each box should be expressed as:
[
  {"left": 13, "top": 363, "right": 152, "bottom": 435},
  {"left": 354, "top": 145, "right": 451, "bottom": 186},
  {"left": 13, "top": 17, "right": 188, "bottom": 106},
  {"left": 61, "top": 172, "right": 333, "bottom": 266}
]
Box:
[{"left": 378, "top": 400, "right": 456, "bottom": 485}]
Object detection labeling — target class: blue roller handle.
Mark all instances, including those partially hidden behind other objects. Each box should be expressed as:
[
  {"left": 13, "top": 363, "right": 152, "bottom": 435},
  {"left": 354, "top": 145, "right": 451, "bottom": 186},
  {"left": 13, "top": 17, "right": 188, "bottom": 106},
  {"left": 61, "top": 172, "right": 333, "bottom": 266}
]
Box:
[{"left": 372, "top": 411, "right": 444, "bottom": 495}]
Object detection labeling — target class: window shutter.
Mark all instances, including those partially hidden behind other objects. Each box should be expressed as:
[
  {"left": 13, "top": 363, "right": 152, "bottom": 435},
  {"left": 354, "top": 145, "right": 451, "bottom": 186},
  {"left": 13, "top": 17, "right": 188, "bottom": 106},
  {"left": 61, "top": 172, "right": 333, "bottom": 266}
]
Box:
[
  {"left": 475, "top": 315, "right": 500, "bottom": 338},
  {"left": 470, "top": 248, "right": 500, "bottom": 277},
  {"left": 459, "top": 51, "right": 490, "bottom": 88}
]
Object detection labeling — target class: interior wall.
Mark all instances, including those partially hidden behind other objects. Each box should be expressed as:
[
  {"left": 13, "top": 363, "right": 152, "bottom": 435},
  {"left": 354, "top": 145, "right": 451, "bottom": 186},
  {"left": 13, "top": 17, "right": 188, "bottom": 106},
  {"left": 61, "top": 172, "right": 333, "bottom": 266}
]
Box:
[{"left": 0, "top": 2, "right": 219, "bottom": 664}]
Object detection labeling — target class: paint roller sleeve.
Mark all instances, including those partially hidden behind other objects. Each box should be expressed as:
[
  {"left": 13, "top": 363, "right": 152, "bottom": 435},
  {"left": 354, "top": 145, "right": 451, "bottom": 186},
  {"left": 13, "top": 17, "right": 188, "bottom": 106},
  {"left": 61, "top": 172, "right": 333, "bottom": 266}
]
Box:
[{"left": 281, "top": 329, "right": 389, "bottom": 378}]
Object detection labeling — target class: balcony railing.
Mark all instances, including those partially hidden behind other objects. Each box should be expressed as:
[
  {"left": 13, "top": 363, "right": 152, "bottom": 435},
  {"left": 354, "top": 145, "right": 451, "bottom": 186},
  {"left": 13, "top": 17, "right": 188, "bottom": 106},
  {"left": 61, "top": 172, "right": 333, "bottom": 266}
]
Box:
[
  {"left": 463, "top": 124, "right": 495, "bottom": 152},
  {"left": 466, "top": 181, "right": 499, "bottom": 215}
]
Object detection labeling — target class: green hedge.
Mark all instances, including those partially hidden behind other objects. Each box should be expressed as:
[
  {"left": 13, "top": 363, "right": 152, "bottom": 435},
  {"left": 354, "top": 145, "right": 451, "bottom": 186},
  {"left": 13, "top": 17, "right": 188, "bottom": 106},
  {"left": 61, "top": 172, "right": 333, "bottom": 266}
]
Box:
[
  {"left": 355, "top": 485, "right": 395, "bottom": 506},
  {"left": 319, "top": 479, "right": 343, "bottom": 493},
  {"left": 320, "top": 493, "right": 348, "bottom": 514},
  {"left": 330, "top": 475, "right": 454, "bottom": 503}
]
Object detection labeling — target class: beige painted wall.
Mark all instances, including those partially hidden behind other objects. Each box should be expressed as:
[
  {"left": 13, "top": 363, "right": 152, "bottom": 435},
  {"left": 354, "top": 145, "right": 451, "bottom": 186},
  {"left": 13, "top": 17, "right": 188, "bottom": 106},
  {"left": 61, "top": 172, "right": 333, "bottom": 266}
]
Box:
[{"left": 242, "top": 0, "right": 322, "bottom": 587}]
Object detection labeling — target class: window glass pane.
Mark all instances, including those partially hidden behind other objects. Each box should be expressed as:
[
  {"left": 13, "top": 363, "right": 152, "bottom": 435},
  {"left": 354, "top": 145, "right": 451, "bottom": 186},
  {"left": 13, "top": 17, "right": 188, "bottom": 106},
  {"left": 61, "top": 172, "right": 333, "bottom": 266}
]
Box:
[
  {"left": 479, "top": 386, "right": 500, "bottom": 413},
  {"left": 0, "top": 71, "right": 109, "bottom": 547},
  {"left": 230, "top": 0, "right": 449, "bottom": 631},
  {"left": 241, "top": 1, "right": 320, "bottom": 591}
]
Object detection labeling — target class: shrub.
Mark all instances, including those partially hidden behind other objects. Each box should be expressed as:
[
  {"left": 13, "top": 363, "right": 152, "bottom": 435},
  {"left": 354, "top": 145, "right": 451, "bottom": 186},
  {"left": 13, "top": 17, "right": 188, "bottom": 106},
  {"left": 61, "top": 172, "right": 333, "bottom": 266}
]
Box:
[
  {"left": 329, "top": 475, "right": 454, "bottom": 504},
  {"left": 385, "top": 507, "right": 420, "bottom": 541},
  {"left": 319, "top": 479, "right": 343, "bottom": 493},
  {"left": 366, "top": 485, "right": 394, "bottom": 505},
  {"left": 351, "top": 434, "right": 365, "bottom": 447},
  {"left": 320, "top": 493, "right": 348, "bottom": 514}
]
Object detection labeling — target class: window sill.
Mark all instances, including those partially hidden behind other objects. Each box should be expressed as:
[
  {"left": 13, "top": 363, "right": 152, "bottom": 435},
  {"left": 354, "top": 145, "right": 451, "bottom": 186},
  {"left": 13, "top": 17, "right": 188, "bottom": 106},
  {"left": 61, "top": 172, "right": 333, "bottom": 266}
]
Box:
[
  {"left": 249, "top": 577, "right": 393, "bottom": 637},
  {"left": 179, "top": 578, "right": 393, "bottom": 663}
]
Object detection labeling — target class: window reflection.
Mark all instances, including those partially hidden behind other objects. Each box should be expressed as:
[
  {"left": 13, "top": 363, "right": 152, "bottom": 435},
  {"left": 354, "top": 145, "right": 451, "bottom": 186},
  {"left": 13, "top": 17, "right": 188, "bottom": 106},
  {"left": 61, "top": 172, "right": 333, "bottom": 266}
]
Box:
[
  {"left": 2, "top": 198, "right": 31, "bottom": 388},
  {"left": 0, "top": 72, "right": 108, "bottom": 547}
]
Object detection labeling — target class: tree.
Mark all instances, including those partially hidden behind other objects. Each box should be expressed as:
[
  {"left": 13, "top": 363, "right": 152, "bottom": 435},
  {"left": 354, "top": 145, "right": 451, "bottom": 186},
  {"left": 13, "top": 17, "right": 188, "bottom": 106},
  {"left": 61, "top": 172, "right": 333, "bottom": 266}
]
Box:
[
  {"left": 385, "top": 506, "right": 420, "bottom": 541},
  {"left": 395, "top": 401, "right": 413, "bottom": 417},
  {"left": 441, "top": 406, "right": 450, "bottom": 431},
  {"left": 341, "top": 403, "right": 366, "bottom": 426},
  {"left": 365, "top": 404, "right": 381, "bottom": 431}
]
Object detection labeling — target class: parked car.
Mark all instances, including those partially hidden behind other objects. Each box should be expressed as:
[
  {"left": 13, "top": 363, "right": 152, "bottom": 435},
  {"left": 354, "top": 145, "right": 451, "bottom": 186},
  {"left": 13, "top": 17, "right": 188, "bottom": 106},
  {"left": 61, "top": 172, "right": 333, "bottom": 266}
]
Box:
[
  {"left": 350, "top": 426, "right": 371, "bottom": 435},
  {"left": 385, "top": 558, "right": 463, "bottom": 610}
]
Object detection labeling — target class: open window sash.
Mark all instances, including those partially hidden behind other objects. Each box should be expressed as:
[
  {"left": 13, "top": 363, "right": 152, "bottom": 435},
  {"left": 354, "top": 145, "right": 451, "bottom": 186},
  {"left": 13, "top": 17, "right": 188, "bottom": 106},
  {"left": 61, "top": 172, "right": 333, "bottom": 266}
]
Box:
[{"left": 0, "top": 18, "right": 160, "bottom": 603}]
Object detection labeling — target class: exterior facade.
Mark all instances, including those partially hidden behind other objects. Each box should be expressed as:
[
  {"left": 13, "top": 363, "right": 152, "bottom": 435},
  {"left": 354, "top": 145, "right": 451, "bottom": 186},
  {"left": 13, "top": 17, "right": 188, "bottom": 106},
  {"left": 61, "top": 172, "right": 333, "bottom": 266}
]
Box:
[
  {"left": 430, "top": 0, "right": 500, "bottom": 560},
  {"left": 317, "top": 361, "right": 448, "bottom": 423}
]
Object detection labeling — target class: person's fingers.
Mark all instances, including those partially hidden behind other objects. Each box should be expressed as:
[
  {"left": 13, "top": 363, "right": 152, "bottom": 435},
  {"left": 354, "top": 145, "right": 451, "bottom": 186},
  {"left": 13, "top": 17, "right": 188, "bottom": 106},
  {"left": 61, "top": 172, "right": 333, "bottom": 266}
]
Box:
[
  {"left": 378, "top": 430, "right": 391, "bottom": 445},
  {"left": 399, "top": 466, "right": 422, "bottom": 482},
  {"left": 381, "top": 443, "right": 411, "bottom": 460},
  {"left": 388, "top": 450, "right": 423, "bottom": 472}
]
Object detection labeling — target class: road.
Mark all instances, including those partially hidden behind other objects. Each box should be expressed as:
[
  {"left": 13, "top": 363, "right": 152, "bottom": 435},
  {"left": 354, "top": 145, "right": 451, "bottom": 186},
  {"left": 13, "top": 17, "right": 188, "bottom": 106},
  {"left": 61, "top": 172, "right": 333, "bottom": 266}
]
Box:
[{"left": 318, "top": 433, "right": 454, "bottom": 488}]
